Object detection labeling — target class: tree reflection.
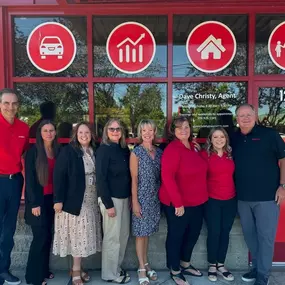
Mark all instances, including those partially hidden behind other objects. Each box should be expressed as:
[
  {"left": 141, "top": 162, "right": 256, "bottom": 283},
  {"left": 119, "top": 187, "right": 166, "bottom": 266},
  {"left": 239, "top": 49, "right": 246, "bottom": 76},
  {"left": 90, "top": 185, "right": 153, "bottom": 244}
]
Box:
[{"left": 95, "top": 84, "right": 166, "bottom": 137}]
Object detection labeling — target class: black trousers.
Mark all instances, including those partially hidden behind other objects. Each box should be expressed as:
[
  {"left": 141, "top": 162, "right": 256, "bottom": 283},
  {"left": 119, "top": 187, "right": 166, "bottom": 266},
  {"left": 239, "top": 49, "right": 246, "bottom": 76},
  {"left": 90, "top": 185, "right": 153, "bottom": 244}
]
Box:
[
  {"left": 205, "top": 197, "right": 237, "bottom": 264},
  {"left": 164, "top": 203, "right": 204, "bottom": 271},
  {"left": 25, "top": 195, "right": 54, "bottom": 285},
  {"left": 0, "top": 174, "right": 23, "bottom": 275}
]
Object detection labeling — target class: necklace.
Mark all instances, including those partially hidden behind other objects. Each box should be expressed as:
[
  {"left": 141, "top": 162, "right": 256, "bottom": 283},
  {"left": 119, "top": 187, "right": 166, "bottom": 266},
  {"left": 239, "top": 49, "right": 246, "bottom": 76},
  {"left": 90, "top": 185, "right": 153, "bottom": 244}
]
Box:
[{"left": 143, "top": 145, "right": 155, "bottom": 154}]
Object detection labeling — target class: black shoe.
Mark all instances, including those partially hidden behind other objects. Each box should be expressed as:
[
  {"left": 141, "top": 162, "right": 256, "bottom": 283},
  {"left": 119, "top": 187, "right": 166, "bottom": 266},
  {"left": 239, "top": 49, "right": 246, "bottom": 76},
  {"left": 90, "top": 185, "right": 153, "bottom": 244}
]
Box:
[
  {"left": 241, "top": 268, "right": 257, "bottom": 282},
  {"left": 0, "top": 271, "right": 21, "bottom": 285},
  {"left": 254, "top": 275, "right": 269, "bottom": 285}
]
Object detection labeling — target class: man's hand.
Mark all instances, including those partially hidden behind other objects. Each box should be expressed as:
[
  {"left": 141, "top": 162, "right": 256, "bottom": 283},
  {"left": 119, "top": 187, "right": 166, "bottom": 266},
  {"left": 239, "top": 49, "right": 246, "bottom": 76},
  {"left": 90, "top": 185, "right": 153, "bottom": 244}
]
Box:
[
  {"left": 275, "top": 187, "right": 285, "bottom": 205},
  {"left": 32, "top": 206, "right": 41, "bottom": 217}
]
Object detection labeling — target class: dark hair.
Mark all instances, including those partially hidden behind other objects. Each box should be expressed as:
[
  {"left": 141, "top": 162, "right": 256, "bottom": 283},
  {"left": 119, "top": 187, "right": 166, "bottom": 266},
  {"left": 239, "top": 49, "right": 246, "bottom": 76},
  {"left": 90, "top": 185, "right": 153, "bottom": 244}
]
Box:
[
  {"left": 169, "top": 116, "right": 193, "bottom": 141},
  {"left": 0, "top": 88, "right": 18, "bottom": 102},
  {"left": 70, "top": 122, "right": 97, "bottom": 153},
  {"left": 35, "top": 120, "right": 59, "bottom": 187},
  {"left": 40, "top": 101, "right": 56, "bottom": 120},
  {"left": 205, "top": 127, "right": 232, "bottom": 158}
]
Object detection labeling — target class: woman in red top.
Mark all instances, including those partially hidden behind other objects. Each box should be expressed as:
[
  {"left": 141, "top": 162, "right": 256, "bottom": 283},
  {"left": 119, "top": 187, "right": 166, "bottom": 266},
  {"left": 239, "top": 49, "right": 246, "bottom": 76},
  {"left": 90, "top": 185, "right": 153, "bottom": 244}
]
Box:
[
  {"left": 159, "top": 116, "right": 208, "bottom": 285},
  {"left": 201, "top": 127, "right": 236, "bottom": 282},
  {"left": 25, "top": 120, "right": 59, "bottom": 285}
]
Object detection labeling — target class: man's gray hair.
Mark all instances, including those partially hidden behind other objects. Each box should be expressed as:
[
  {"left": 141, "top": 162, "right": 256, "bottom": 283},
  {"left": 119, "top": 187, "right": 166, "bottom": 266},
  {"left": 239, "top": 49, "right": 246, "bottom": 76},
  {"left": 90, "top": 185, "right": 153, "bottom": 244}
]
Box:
[
  {"left": 235, "top": 103, "right": 255, "bottom": 115},
  {"left": 0, "top": 88, "right": 18, "bottom": 102}
]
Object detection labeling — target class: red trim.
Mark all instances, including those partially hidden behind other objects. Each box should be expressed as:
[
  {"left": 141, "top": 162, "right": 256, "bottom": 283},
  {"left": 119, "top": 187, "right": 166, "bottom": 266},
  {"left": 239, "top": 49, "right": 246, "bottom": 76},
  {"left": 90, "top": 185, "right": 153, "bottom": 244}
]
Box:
[
  {"left": 247, "top": 13, "right": 255, "bottom": 105},
  {"left": 0, "top": 7, "right": 5, "bottom": 89},
  {"left": 167, "top": 13, "right": 173, "bottom": 127},
  {"left": 87, "top": 14, "right": 94, "bottom": 123},
  {"left": 12, "top": 77, "right": 88, "bottom": 83}
]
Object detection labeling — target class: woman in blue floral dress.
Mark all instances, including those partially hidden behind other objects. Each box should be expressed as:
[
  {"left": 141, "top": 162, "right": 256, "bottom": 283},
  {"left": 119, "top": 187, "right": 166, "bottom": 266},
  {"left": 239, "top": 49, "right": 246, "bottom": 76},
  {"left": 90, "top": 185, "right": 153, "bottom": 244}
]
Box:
[{"left": 130, "top": 119, "right": 163, "bottom": 285}]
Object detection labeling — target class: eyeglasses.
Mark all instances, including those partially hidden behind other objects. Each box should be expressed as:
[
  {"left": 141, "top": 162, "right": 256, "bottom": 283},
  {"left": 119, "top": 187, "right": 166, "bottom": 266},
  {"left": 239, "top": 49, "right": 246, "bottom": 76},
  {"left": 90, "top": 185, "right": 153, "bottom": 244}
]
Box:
[{"left": 108, "top": 127, "right": 121, "bottom": 132}]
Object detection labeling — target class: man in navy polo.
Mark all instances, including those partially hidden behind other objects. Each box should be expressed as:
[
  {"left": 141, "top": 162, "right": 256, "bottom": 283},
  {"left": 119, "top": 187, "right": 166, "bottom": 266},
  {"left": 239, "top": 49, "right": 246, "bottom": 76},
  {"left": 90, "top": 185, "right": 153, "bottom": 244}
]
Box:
[
  {"left": 231, "top": 103, "right": 285, "bottom": 285},
  {"left": 0, "top": 88, "right": 29, "bottom": 285}
]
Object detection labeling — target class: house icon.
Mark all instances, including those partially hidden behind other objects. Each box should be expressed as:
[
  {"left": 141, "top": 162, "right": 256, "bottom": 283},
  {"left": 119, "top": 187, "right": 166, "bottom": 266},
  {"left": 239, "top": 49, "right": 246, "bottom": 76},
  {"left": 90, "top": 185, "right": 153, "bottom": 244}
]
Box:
[{"left": 197, "top": 35, "right": 226, "bottom": 59}]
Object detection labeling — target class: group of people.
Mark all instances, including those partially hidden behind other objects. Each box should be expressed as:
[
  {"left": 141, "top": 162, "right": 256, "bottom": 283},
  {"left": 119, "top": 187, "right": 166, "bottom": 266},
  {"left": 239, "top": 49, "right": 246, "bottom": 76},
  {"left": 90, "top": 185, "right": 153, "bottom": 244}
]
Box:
[{"left": 0, "top": 87, "right": 284, "bottom": 285}]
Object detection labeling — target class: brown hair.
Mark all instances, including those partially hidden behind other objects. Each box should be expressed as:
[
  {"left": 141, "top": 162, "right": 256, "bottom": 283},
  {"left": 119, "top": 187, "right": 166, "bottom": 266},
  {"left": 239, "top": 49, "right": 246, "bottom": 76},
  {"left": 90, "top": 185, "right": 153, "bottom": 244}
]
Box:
[
  {"left": 205, "top": 127, "right": 232, "bottom": 158},
  {"left": 168, "top": 116, "right": 193, "bottom": 141},
  {"left": 70, "top": 122, "right": 97, "bottom": 152},
  {"left": 35, "top": 120, "right": 59, "bottom": 186},
  {"left": 101, "top": 118, "right": 127, "bottom": 148}
]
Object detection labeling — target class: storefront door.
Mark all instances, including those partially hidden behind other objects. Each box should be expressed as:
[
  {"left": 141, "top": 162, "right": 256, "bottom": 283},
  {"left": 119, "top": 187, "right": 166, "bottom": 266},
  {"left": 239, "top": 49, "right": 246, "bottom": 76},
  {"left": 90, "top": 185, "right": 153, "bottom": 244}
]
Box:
[{"left": 254, "top": 81, "right": 285, "bottom": 264}]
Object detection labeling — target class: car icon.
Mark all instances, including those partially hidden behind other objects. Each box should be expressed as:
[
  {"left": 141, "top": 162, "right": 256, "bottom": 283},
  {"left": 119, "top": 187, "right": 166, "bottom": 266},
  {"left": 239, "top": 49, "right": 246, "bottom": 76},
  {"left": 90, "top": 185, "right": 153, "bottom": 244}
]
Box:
[{"left": 40, "top": 36, "right": 64, "bottom": 59}]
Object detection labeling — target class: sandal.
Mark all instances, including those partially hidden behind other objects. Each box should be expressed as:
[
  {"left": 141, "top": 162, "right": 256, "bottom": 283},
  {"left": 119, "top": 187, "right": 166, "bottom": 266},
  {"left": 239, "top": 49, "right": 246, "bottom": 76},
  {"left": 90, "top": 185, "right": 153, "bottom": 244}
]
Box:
[
  {"left": 180, "top": 264, "right": 203, "bottom": 277},
  {"left": 45, "top": 271, "right": 54, "bottom": 279},
  {"left": 120, "top": 270, "right": 130, "bottom": 278},
  {"left": 81, "top": 269, "right": 91, "bottom": 282},
  {"left": 208, "top": 264, "right": 217, "bottom": 282},
  {"left": 170, "top": 272, "right": 189, "bottom": 285},
  {"left": 217, "top": 264, "right": 234, "bottom": 281},
  {"left": 137, "top": 269, "right": 149, "bottom": 285},
  {"left": 72, "top": 270, "right": 84, "bottom": 285},
  {"left": 145, "top": 263, "right": 158, "bottom": 281},
  {"left": 107, "top": 274, "right": 131, "bottom": 284}
]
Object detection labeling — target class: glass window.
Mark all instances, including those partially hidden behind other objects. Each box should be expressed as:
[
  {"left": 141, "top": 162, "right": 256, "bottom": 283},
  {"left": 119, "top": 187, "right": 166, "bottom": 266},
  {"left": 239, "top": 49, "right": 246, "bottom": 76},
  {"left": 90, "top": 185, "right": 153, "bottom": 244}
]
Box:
[
  {"left": 173, "top": 82, "right": 247, "bottom": 138},
  {"left": 93, "top": 16, "right": 167, "bottom": 78},
  {"left": 173, "top": 15, "right": 247, "bottom": 77},
  {"left": 94, "top": 83, "right": 167, "bottom": 137},
  {"left": 258, "top": 87, "right": 285, "bottom": 136},
  {"left": 255, "top": 15, "right": 285, "bottom": 75},
  {"left": 15, "top": 83, "right": 89, "bottom": 138},
  {"left": 14, "top": 17, "right": 87, "bottom": 77}
]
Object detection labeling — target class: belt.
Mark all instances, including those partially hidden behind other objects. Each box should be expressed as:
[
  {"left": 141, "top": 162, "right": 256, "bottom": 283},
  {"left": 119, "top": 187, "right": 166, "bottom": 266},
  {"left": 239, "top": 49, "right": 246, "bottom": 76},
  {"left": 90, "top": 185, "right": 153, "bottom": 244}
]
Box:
[{"left": 0, "top": 173, "right": 21, "bottom": 179}]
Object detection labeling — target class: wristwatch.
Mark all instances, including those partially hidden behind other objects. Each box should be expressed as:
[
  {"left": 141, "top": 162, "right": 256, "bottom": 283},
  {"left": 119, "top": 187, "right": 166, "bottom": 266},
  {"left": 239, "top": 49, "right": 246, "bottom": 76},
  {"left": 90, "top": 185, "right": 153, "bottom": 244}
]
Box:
[{"left": 280, "top": 184, "right": 285, "bottom": 189}]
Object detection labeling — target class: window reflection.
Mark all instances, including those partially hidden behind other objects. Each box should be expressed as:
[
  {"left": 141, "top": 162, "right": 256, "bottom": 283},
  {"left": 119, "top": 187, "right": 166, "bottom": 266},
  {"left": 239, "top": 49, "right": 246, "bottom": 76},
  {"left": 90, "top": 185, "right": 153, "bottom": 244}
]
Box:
[
  {"left": 14, "top": 17, "right": 87, "bottom": 77},
  {"left": 258, "top": 87, "right": 285, "bottom": 137},
  {"left": 15, "top": 83, "right": 89, "bottom": 138},
  {"left": 255, "top": 15, "right": 285, "bottom": 75},
  {"left": 173, "top": 15, "right": 247, "bottom": 77},
  {"left": 94, "top": 83, "right": 167, "bottom": 137},
  {"left": 93, "top": 16, "right": 167, "bottom": 78},
  {"left": 173, "top": 82, "right": 247, "bottom": 138}
]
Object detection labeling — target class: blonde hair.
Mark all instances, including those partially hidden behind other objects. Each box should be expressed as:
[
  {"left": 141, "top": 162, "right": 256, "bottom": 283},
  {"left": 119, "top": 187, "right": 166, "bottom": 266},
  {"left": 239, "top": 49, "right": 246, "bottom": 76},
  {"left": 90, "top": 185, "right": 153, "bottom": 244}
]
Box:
[
  {"left": 205, "top": 127, "right": 232, "bottom": 158},
  {"left": 137, "top": 119, "right": 157, "bottom": 144},
  {"left": 101, "top": 118, "right": 127, "bottom": 148}
]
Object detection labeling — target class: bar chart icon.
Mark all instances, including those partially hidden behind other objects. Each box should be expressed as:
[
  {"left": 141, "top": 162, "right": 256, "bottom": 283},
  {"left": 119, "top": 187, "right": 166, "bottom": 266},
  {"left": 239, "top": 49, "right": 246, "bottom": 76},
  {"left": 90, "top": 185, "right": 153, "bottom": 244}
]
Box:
[
  {"left": 106, "top": 22, "right": 156, "bottom": 74},
  {"left": 117, "top": 33, "right": 145, "bottom": 63}
]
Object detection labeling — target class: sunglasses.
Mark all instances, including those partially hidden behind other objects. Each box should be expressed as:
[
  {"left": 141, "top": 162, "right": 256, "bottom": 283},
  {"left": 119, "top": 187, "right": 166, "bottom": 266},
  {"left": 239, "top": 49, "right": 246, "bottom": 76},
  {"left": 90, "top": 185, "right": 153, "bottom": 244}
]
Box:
[{"left": 108, "top": 127, "right": 121, "bottom": 132}]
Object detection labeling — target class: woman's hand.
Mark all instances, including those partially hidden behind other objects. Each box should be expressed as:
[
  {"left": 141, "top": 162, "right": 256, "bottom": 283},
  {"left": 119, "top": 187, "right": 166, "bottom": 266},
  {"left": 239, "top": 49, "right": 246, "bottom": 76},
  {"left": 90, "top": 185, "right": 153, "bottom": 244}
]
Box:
[
  {"left": 107, "top": 207, "right": 116, "bottom": 218},
  {"left": 193, "top": 140, "right": 201, "bottom": 152},
  {"left": 132, "top": 201, "right": 142, "bottom": 218},
  {"left": 32, "top": 206, "right": 41, "bottom": 217},
  {"left": 175, "top": 206, "right": 185, "bottom": 217},
  {"left": 54, "top": 203, "right": 63, "bottom": 213}
]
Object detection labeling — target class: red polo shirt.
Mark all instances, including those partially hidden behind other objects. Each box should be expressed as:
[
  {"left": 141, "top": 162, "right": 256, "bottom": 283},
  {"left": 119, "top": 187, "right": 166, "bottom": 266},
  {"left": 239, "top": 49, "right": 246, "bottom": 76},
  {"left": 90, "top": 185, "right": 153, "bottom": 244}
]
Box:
[
  {"left": 0, "top": 113, "right": 29, "bottom": 174},
  {"left": 201, "top": 151, "right": 236, "bottom": 200},
  {"left": 159, "top": 140, "right": 208, "bottom": 208}
]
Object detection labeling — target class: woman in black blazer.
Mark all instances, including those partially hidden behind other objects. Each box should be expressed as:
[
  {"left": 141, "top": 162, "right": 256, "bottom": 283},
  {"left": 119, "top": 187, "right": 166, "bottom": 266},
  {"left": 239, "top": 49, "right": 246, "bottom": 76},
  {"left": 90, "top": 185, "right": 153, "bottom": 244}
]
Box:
[
  {"left": 25, "top": 120, "right": 59, "bottom": 285},
  {"left": 52, "top": 122, "right": 102, "bottom": 285}
]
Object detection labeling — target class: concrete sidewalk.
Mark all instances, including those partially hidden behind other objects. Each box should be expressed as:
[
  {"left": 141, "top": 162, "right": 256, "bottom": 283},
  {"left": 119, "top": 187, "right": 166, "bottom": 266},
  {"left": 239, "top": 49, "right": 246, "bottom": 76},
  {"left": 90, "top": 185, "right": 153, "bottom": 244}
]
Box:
[{"left": 9, "top": 270, "right": 284, "bottom": 285}]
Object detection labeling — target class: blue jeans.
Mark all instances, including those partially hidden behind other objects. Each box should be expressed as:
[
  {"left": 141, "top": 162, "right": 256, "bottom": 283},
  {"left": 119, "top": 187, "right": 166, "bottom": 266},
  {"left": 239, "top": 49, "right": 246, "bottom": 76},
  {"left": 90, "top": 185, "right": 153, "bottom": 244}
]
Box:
[{"left": 0, "top": 174, "right": 23, "bottom": 274}]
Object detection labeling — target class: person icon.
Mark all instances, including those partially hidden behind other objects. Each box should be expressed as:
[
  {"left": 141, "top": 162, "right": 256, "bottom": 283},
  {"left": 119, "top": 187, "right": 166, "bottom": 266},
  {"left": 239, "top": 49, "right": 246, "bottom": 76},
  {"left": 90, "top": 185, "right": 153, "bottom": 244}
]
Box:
[
  {"left": 275, "top": 41, "right": 285, "bottom": 58},
  {"left": 29, "top": 101, "right": 56, "bottom": 138}
]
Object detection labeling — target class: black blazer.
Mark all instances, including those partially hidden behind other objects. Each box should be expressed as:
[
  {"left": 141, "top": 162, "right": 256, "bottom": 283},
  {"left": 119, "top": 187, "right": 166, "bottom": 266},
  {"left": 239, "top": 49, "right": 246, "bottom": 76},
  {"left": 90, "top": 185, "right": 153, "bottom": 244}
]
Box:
[
  {"left": 53, "top": 144, "right": 95, "bottom": 216},
  {"left": 24, "top": 145, "right": 58, "bottom": 226}
]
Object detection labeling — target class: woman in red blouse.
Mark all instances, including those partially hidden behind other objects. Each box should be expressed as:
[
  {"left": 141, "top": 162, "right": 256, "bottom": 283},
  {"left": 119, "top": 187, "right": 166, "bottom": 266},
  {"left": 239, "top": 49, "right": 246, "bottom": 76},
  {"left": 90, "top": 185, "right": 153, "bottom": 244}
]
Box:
[
  {"left": 25, "top": 120, "right": 59, "bottom": 285},
  {"left": 201, "top": 127, "right": 236, "bottom": 282},
  {"left": 159, "top": 116, "right": 208, "bottom": 285}
]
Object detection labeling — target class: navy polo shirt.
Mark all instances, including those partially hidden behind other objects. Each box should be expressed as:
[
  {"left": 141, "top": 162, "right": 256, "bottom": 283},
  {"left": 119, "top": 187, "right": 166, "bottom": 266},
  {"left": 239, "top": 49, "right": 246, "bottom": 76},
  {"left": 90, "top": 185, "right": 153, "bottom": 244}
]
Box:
[{"left": 231, "top": 125, "right": 285, "bottom": 202}]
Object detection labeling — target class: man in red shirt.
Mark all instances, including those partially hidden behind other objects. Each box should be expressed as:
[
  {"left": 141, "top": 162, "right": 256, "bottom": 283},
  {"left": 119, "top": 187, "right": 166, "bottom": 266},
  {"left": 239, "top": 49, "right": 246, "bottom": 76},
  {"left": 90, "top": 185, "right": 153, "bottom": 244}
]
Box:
[{"left": 0, "top": 88, "right": 29, "bottom": 285}]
